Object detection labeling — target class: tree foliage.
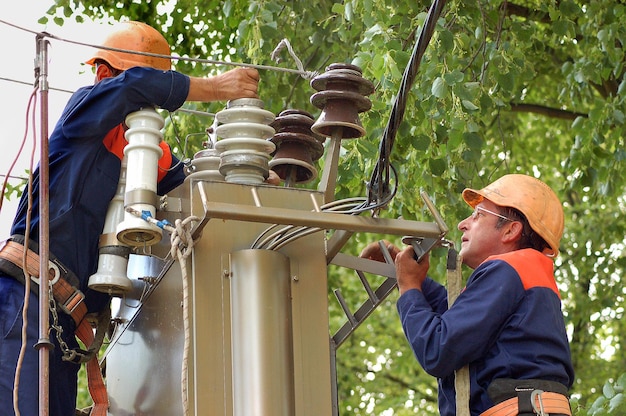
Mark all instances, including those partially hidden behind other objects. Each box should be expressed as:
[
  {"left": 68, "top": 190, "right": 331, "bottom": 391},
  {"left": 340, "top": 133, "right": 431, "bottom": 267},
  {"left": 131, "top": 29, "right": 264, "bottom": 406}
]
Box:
[{"left": 42, "top": 0, "right": 626, "bottom": 414}]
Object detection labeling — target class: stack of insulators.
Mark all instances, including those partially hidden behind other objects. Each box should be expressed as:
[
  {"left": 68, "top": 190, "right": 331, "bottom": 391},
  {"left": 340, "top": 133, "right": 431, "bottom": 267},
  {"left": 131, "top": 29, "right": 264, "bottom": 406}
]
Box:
[
  {"left": 269, "top": 109, "right": 325, "bottom": 186},
  {"left": 310, "top": 63, "right": 375, "bottom": 139},
  {"left": 214, "top": 98, "right": 276, "bottom": 184}
]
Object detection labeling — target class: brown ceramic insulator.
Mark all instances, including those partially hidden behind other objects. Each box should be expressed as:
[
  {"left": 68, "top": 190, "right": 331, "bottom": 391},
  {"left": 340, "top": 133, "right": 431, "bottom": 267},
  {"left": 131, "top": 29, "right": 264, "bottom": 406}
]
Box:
[
  {"left": 309, "top": 63, "right": 375, "bottom": 139},
  {"left": 269, "top": 110, "right": 325, "bottom": 184}
]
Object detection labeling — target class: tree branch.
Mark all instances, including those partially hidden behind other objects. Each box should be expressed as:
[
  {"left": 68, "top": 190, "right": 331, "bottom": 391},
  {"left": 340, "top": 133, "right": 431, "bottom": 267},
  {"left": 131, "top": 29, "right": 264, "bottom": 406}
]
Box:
[
  {"left": 509, "top": 103, "right": 587, "bottom": 120},
  {"left": 503, "top": 2, "right": 552, "bottom": 24}
]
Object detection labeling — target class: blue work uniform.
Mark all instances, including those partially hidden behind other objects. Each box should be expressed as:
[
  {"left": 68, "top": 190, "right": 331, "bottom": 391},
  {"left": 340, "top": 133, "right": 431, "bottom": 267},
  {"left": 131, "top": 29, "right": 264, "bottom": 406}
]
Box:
[
  {"left": 0, "top": 67, "right": 189, "bottom": 416},
  {"left": 397, "top": 248, "right": 575, "bottom": 416}
]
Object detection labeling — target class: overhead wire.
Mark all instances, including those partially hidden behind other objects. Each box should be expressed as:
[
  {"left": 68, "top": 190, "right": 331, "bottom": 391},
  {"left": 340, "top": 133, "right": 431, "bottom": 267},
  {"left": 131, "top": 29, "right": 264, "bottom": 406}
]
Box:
[
  {"left": 0, "top": 88, "right": 37, "bottom": 213},
  {"left": 0, "top": 19, "right": 318, "bottom": 80},
  {"left": 251, "top": 0, "right": 448, "bottom": 251},
  {"left": 366, "top": 0, "right": 447, "bottom": 211},
  {"left": 0, "top": 19, "right": 319, "bottom": 175}
]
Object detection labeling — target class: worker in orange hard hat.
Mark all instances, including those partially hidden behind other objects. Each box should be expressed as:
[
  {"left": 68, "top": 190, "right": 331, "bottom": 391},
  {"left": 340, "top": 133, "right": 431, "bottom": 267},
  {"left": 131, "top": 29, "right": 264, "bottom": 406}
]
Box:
[
  {"left": 0, "top": 20, "right": 266, "bottom": 416},
  {"left": 360, "top": 174, "right": 574, "bottom": 416},
  {"left": 85, "top": 20, "right": 173, "bottom": 71}
]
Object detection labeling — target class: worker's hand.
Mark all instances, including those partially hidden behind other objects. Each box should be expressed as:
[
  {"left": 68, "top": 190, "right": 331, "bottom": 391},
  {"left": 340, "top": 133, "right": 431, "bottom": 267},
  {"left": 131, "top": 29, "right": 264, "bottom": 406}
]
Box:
[
  {"left": 187, "top": 67, "right": 260, "bottom": 102},
  {"left": 211, "top": 67, "right": 260, "bottom": 100},
  {"left": 395, "top": 248, "right": 429, "bottom": 295},
  {"left": 359, "top": 240, "right": 400, "bottom": 263}
]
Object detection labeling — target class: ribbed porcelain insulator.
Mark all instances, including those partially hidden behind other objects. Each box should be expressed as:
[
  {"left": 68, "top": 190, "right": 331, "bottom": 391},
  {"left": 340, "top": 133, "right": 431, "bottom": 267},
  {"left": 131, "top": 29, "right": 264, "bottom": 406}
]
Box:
[
  {"left": 269, "top": 109, "right": 325, "bottom": 186},
  {"left": 214, "top": 98, "right": 276, "bottom": 184},
  {"left": 310, "top": 63, "right": 375, "bottom": 139},
  {"left": 116, "top": 108, "right": 164, "bottom": 247}
]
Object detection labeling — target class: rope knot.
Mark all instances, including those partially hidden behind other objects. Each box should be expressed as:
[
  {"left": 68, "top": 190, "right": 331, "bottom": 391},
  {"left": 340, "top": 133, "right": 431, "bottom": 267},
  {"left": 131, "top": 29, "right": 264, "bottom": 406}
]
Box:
[{"left": 169, "top": 215, "right": 200, "bottom": 261}]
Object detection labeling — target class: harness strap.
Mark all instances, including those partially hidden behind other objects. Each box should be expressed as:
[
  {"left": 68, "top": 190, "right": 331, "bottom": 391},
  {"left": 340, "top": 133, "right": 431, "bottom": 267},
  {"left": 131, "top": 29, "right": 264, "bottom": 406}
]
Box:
[
  {"left": 0, "top": 240, "right": 87, "bottom": 326},
  {"left": 76, "top": 319, "right": 109, "bottom": 416},
  {"left": 0, "top": 238, "right": 109, "bottom": 415},
  {"left": 479, "top": 391, "right": 572, "bottom": 416}
]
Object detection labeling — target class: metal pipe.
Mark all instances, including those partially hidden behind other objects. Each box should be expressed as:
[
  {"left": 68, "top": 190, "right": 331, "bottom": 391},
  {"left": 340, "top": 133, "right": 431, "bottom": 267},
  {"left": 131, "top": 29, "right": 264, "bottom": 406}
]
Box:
[
  {"left": 35, "top": 34, "right": 52, "bottom": 416},
  {"left": 230, "top": 249, "right": 295, "bottom": 416}
]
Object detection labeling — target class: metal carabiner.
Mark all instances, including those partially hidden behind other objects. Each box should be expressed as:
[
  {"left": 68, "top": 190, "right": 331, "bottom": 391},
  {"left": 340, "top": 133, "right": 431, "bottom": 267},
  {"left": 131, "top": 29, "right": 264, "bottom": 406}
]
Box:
[
  {"left": 530, "top": 389, "right": 546, "bottom": 416},
  {"left": 30, "top": 261, "right": 61, "bottom": 286}
]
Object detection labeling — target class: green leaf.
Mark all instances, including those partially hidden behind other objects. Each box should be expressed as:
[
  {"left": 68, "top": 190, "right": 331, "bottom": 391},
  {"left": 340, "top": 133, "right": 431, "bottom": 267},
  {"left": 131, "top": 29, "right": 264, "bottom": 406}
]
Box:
[
  {"left": 463, "top": 132, "right": 483, "bottom": 150},
  {"left": 609, "top": 393, "right": 624, "bottom": 411},
  {"left": 461, "top": 99, "right": 479, "bottom": 111},
  {"left": 443, "top": 69, "right": 464, "bottom": 85},
  {"left": 411, "top": 134, "right": 431, "bottom": 151},
  {"left": 604, "top": 381, "right": 616, "bottom": 399},
  {"left": 429, "top": 158, "right": 446, "bottom": 176},
  {"left": 431, "top": 77, "right": 447, "bottom": 98}
]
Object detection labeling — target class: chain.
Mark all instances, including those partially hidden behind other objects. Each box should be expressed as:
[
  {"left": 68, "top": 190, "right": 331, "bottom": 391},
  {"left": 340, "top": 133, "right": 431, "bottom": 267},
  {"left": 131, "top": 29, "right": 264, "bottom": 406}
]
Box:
[{"left": 48, "top": 285, "right": 74, "bottom": 360}]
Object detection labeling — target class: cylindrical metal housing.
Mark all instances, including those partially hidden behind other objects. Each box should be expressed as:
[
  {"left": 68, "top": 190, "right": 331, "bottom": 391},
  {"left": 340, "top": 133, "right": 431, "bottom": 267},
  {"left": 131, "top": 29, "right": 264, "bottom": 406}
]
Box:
[{"left": 230, "top": 249, "right": 294, "bottom": 416}]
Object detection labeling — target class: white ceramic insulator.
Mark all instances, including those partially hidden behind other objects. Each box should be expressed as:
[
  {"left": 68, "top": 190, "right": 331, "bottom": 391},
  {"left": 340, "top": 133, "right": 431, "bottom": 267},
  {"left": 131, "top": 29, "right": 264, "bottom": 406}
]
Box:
[
  {"left": 88, "top": 156, "right": 132, "bottom": 295},
  {"left": 88, "top": 252, "right": 131, "bottom": 295},
  {"left": 116, "top": 108, "right": 164, "bottom": 247},
  {"left": 124, "top": 108, "right": 164, "bottom": 195},
  {"left": 104, "top": 156, "right": 129, "bottom": 233},
  {"left": 185, "top": 148, "right": 224, "bottom": 182},
  {"left": 214, "top": 98, "right": 276, "bottom": 184}
]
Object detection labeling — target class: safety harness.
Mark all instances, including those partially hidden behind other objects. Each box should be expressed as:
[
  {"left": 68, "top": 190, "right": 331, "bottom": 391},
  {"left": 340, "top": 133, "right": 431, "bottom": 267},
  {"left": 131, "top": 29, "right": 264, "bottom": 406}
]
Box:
[
  {"left": 481, "top": 378, "right": 572, "bottom": 416},
  {"left": 0, "top": 235, "right": 109, "bottom": 416}
]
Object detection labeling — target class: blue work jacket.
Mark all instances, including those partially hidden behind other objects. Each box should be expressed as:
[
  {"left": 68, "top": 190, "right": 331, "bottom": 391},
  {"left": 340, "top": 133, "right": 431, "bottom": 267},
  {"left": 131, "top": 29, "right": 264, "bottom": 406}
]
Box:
[
  {"left": 10, "top": 66, "right": 189, "bottom": 314},
  {"left": 397, "top": 248, "right": 574, "bottom": 415}
]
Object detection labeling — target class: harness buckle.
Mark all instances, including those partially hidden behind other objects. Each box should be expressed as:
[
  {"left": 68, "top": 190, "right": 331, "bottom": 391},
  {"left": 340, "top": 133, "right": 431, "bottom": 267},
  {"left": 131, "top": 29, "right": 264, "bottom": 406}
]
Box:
[
  {"left": 29, "top": 260, "right": 61, "bottom": 286},
  {"left": 59, "top": 289, "right": 86, "bottom": 316}
]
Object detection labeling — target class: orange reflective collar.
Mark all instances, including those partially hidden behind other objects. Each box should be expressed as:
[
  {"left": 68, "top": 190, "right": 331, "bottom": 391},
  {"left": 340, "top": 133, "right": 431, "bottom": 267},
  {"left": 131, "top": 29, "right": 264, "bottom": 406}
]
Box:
[{"left": 103, "top": 124, "right": 171, "bottom": 182}]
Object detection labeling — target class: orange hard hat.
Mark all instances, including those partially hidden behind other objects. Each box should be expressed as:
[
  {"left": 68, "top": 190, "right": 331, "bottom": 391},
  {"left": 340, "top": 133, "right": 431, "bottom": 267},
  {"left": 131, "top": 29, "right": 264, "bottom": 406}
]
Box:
[
  {"left": 85, "top": 21, "right": 171, "bottom": 71},
  {"left": 462, "top": 174, "right": 564, "bottom": 257}
]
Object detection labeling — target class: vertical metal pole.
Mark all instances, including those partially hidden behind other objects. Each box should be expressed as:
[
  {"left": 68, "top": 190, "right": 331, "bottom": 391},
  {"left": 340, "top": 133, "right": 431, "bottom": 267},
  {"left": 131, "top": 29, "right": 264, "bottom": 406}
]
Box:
[
  {"left": 35, "top": 34, "right": 52, "bottom": 416},
  {"left": 316, "top": 128, "right": 343, "bottom": 203}
]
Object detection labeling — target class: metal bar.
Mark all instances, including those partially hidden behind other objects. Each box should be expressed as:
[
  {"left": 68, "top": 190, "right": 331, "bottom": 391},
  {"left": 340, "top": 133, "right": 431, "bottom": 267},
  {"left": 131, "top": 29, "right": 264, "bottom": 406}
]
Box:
[
  {"left": 332, "top": 277, "right": 398, "bottom": 347},
  {"left": 325, "top": 230, "right": 354, "bottom": 265},
  {"left": 329, "top": 252, "right": 395, "bottom": 279},
  {"left": 421, "top": 191, "right": 449, "bottom": 235},
  {"left": 356, "top": 269, "right": 379, "bottom": 304},
  {"left": 198, "top": 197, "right": 443, "bottom": 238},
  {"left": 317, "top": 129, "right": 343, "bottom": 203},
  {"left": 333, "top": 289, "right": 357, "bottom": 327},
  {"left": 35, "top": 34, "right": 52, "bottom": 416}
]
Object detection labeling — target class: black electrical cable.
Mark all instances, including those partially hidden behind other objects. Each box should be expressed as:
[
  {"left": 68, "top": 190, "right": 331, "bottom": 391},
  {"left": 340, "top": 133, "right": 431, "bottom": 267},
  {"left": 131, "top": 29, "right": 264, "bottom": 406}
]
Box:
[{"left": 366, "top": 0, "right": 448, "bottom": 210}]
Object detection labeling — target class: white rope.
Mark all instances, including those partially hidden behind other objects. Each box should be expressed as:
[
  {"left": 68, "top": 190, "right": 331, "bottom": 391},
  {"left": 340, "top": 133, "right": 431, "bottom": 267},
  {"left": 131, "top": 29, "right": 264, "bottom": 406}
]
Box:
[
  {"left": 169, "top": 215, "right": 200, "bottom": 416},
  {"left": 271, "top": 38, "right": 318, "bottom": 80}
]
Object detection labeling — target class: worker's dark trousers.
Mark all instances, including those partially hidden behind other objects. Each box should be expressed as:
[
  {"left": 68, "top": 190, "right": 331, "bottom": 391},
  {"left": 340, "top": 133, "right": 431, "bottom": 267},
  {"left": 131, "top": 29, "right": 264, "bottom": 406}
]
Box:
[{"left": 0, "top": 275, "right": 80, "bottom": 416}]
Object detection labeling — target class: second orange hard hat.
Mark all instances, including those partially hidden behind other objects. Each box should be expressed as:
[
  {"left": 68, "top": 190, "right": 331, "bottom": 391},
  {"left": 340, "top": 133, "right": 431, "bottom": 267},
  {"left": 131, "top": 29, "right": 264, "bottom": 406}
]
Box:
[{"left": 462, "top": 174, "right": 564, "bottom": 257}]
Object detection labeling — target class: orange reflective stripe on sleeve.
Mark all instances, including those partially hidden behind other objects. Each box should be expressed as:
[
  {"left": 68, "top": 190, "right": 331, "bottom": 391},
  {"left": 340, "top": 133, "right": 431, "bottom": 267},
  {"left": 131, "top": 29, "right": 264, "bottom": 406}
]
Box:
[
  {"left": 102, "top": 125, "right": 126, "bottom": 161},
  {"left": 103, "top": 125, "right": 171, "bottom": 182},
  {"left": 157, "top": 140, "right": 172, "bottom": 182}
]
